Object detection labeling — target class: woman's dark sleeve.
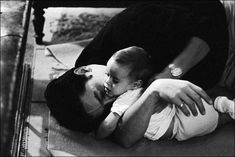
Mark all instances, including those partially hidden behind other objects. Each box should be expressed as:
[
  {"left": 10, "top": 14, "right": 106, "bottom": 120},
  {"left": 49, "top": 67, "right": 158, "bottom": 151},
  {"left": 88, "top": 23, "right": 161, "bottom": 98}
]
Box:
[
  {"left": 75, "top": 16, "right": 117, "bottom": 67},
  {"left": 190, "top": 1, "right": 228, "bottom": 52}
]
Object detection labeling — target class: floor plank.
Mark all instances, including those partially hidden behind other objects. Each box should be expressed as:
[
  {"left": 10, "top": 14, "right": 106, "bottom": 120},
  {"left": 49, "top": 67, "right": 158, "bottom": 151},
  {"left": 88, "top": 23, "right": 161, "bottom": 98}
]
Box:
[{"left": 24, "top": 103, "right": 50, "bottom": 156}]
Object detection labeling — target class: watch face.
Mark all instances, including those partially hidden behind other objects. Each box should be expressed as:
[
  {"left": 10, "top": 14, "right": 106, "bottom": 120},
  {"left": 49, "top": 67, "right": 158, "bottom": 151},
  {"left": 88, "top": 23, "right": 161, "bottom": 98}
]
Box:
[
  {"left": 168, "top": 64, "right": 182, "bottom": 77},
  {"left": 172, "top": 67, "right": 182, "bottom": 77}
]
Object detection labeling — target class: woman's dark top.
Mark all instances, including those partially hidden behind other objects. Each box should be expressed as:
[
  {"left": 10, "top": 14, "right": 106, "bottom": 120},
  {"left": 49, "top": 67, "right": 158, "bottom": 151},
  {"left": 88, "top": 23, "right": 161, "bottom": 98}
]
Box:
[{"left": 75, "top": 1, "right": 228, "bottom": 90}]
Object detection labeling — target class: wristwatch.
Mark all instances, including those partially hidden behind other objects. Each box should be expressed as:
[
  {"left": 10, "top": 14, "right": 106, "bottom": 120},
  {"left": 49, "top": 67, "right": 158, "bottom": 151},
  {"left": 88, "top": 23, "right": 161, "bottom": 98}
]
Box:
[{"left": 168, "top": 64, "right": 183, "bottom": 78}]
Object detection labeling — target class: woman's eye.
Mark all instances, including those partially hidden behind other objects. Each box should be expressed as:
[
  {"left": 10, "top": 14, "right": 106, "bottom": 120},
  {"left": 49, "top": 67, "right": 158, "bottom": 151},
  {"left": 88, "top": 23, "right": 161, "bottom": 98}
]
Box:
[{"left": 105, "top": 72, "right": 109, "bottom": 76}]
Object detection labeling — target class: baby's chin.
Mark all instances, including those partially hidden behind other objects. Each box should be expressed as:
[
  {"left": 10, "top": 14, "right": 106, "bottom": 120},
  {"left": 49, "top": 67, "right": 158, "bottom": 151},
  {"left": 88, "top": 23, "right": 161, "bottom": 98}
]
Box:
[
  {"left": 104, "top": 87, "right": 114, "bottom": 97},
  {"left": 105, "top": 91, "right": 113, "bottom": 97}
]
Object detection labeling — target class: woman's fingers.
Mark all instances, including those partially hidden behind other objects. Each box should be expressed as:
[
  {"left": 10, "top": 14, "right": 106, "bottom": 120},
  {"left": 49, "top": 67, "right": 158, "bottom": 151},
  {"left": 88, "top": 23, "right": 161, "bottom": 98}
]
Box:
[
  {"left": 180, "top": 93, "right": 198, "bottom": 116},
  {"left": 174, "top": 81, "right": 208, "bottom": 116},
  {"left": 189, "top": 83, "right": 213, "bottom": 105},
  {"left": 172, "top": 97, "right": 191, "bottom": 117},
  {"left": 185, "top": 85, "right": 206, "bottom": 115},
  {"left": 188, "top": 83, "right": 213, "bottom": 115},
  {"left": 151, "top": 79, "right": 212, "bottom": 116}
]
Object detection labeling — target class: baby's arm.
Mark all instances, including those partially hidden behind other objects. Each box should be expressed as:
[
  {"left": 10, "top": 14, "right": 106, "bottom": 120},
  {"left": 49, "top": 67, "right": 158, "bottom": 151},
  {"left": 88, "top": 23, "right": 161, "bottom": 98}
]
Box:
[
  {"left": 97, "top": 89, "right": 142, "bottom": 139},
  {"left": 96, "top": 112, "right": 120, "bottom": 139}
]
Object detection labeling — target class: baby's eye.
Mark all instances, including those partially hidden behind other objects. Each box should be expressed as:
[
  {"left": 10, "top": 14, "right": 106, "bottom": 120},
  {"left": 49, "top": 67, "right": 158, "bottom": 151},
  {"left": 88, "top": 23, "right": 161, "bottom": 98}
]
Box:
[{"left": 112, "top": 79, "right": 119, "bottom": 84}]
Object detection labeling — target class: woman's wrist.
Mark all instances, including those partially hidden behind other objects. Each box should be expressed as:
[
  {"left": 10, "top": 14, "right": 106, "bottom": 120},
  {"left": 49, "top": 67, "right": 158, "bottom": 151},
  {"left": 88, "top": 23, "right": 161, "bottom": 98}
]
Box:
[
  {"left": 147, "top": 80, "right": 162, "bottom": 96},
  {"left": 168, "top": 64, "right": 183, "bottom": 79},
  {"left": 150, "top": 64, "right": 184, "bottom": 82}
]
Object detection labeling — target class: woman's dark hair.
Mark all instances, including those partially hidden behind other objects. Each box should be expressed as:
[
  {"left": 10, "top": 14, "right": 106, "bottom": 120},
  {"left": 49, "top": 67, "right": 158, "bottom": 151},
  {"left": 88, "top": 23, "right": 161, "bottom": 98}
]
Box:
[
  {"left": 44, "top": 67, "right": 110, "bottom": 133},
  {"left": 112, "top": 46, "right": 153, "bottom": 86}
]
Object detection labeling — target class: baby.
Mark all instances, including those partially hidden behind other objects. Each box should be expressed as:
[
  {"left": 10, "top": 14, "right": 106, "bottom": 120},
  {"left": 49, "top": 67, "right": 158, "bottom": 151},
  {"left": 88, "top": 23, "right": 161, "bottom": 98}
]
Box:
[
  {"left": 96, "top": 46, "right": 234, "bottom": 141},
  {"left": 97, "top": 46, "right": 152, "bottom": 138}
]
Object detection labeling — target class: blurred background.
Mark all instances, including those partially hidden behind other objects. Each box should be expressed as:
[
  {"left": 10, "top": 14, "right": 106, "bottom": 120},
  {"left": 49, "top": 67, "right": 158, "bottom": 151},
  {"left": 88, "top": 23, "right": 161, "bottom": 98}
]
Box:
[{"left": 43, "top": 7, "right": 124, "bottom": 44}]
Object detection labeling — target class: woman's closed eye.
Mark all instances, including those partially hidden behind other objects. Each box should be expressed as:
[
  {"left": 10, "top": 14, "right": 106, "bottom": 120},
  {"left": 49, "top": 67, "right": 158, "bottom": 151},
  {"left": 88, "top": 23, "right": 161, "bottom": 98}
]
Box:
[{"left": 105, "top": 71, "right": 109, "bottom": 77}]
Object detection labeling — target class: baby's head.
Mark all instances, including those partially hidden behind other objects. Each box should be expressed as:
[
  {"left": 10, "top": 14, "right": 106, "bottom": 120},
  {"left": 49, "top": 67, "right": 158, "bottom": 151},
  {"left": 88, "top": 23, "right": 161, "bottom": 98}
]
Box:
[{"left": 104, "top": 46, "right": 152, "bottom": 97}]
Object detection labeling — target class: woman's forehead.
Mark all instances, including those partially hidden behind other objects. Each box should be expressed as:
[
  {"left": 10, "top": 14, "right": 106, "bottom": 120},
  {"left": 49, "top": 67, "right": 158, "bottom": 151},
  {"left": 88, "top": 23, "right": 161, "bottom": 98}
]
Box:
[
  {"left": 89, "top": 64, "right": 107, "bottom": 80},
  {"left": 85, "top": 64, "right": 106, "bottom": 94},
  {"left": 89, "top": 64, "right": 106, "bottom": 71}
]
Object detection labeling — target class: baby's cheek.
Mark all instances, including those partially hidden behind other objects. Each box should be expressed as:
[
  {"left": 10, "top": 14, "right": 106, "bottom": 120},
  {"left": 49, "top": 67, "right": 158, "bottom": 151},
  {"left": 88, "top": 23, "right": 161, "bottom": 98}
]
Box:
[{"left": 113, "top": 88, "right": 120, "bottom": 94}]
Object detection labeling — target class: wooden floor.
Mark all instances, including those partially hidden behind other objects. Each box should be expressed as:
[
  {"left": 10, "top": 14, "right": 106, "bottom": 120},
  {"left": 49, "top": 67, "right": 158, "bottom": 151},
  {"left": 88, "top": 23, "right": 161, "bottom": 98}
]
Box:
[{"left": 22, "top": 46, "right": 51, "bottom": 156}]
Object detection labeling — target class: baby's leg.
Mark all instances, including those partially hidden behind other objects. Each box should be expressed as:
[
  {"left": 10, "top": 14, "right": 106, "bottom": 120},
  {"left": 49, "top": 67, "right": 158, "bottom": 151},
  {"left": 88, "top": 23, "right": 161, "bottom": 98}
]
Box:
[
  {"left": 214, "top": 96, "right": 234, "bottom": 119},
  {"left": 206, "top": 86, "right": 234, "bottom": 127},
  {"left": 213, "top": 97, "right": 234, "bottom": 129}
]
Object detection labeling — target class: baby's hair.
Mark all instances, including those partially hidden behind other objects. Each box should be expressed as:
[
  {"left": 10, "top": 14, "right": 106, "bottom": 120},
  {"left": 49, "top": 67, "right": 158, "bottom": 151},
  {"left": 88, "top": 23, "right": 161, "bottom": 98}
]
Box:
[{"left": 112, "top": 46, "right": 152, "bottom": 86}]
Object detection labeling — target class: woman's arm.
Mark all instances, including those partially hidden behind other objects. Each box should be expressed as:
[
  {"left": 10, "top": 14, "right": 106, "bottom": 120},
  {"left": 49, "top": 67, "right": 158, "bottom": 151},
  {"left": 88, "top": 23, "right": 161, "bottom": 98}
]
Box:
[
  {"left": 113, "top": 79, "right": 212, "bottom": 147},
  {"left": 152, "top": 37, "right": 210, "bottom": 80},
  {"left": 149, "top": 79, "right": 212, "bottom": 116},
  {"left": 149, "top": 37, "right": 211, "bottom": 116},
  {"left": 96, "top": 112, "right": 120, "bottom": 139}
]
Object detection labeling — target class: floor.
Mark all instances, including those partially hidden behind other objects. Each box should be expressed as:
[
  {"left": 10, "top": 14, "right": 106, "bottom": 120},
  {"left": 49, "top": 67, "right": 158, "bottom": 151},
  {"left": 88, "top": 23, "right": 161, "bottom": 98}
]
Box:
[{"left": 22, "top": 46, "right": 51, "bottom": 156}]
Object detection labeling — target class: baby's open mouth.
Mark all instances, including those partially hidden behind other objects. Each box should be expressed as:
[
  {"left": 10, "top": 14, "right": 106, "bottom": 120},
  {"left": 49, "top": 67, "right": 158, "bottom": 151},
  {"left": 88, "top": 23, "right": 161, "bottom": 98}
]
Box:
[{"left": 104, "top": 87, "right": 111, "bottom": 96}]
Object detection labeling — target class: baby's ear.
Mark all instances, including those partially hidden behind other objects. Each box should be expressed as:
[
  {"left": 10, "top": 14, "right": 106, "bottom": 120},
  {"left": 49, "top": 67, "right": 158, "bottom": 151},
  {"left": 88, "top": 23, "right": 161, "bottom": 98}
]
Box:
[
  {"left": 74, "top": 66, "right": 92, "bottom": 78},
  {"left": 132, "top": 80, "right": 142, "bottom": 89}
]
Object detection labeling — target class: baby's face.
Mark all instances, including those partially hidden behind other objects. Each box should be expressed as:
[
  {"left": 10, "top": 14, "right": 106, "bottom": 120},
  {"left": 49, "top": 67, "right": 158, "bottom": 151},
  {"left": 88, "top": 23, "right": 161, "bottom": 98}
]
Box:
[{"left": 104, "top": 58, "right": 134, "bottom": 97}]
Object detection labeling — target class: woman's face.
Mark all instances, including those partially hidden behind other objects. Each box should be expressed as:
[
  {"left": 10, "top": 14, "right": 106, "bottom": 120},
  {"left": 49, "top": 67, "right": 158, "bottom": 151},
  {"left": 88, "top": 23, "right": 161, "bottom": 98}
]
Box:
[{"left": 79, "top": 64, "right": 115, "bottom": 117}]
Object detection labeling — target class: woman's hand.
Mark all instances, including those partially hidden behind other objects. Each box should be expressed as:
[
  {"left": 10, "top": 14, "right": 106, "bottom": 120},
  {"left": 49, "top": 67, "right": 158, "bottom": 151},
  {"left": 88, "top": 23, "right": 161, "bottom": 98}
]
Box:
[{"left": 148, "top": 79, "right": 213, "bottom": 116}]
